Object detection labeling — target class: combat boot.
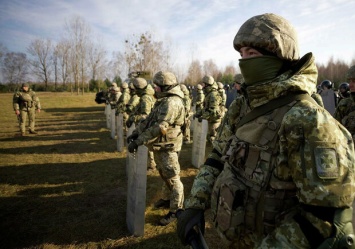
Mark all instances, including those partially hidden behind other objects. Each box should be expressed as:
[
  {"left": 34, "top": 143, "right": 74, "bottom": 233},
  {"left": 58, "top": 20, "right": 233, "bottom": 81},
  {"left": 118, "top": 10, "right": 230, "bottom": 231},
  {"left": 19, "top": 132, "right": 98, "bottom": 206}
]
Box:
[{"left": 29, "top": 130, "right": 37, "bottom": 134}]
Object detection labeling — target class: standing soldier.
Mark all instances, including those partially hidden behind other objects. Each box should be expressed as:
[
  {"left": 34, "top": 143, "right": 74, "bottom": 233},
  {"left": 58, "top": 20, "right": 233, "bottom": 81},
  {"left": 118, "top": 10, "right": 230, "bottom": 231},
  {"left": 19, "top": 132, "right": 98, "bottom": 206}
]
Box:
[
  {"left": 126, "top": 82, "right": 140, "bottom": 119},
  {"left": 194, "top": 84, "right": 205, "bottom": 118},
  {"left": 177, "top": 13, "right": 355, "bottom": 248},
  {"left": 107, "top": 82, "right": 121, "bottom": 110},
  {"left": 13, "top": 83, "right": 41, "bottom": 136},
  {"left": 337, "top": 65, "right": 355, "bottom": 140},
  {"left": 199, "top": 75, "right": 222, "bottom": 142},
  {"left": 127, "top": 71, "right": 186, "bottom": 226},
  {"left": 180, "top": 84, "right": 192, "bottom": 144},
  {"left": 127, "top": 77, "right": 157, "bottom": 171},
  {"left": 217, "top": 82, "right": 227, "bottom": 119},
  {"left": 116, "top": 82, "right": 131, "bottom": 133}
]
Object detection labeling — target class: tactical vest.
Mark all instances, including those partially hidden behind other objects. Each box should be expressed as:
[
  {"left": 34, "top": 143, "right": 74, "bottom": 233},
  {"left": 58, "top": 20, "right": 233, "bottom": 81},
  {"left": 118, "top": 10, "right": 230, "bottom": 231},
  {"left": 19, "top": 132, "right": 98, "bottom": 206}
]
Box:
[{"left": 210, "top": 94, "right": 318, "bottom": 244}]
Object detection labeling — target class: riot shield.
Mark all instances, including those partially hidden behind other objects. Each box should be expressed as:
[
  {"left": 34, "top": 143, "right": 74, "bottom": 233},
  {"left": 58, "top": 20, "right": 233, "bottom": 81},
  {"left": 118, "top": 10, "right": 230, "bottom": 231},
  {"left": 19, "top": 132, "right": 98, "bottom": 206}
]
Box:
[
  {"left": 106, "top": 104, "right": 111, "bottom": 129},
  {"left": 110, "top": 109, "right": 116, "bottom": 139},
  {"left": 126, "top": 145, "right": 148, "bottom": 236},
  {"left": 116, "top": 113, "right": 124, "bottom": 152},
  {"left": 320, "top": 89, "right": 337, "bottom": 115},
  {"left": 192, "top": 119, "right": 208, "bottom": 168}
]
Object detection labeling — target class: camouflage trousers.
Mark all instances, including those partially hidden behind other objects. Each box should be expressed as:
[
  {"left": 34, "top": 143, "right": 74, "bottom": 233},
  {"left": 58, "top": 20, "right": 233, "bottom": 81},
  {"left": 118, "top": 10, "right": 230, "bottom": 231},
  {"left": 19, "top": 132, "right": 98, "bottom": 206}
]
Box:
[
  {"left": 208, "top": 121, "right": 221, "bottom": 142},
  {"left": 228, "top": 218, "right": 310, "bottom": 249},
  {"left": 154, "top": 150, "right": 184, "bottom": 212},
  {"left": 19, "top": 108, "right": 36, "bottom": 133}
]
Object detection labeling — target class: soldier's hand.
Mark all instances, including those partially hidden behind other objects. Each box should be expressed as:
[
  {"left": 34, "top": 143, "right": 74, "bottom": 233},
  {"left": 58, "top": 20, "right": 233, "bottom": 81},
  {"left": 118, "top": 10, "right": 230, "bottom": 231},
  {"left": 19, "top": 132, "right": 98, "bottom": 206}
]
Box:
[
  {"left": 128, "top": 141, "right": 138, "bottom": 153},
  {"left": 198, "top": 117, "right": 203, "bottom": 122},
  {"left": 177, "top": 208, "right": 205, "bottom": 246},
  {"left": 15, "top": 110, "right": 20, "bottom": 115},
  {"left": 37, "top": 109, "right": 41, "bottom": 113},
  {"left": 126, "top": 133, "right": 138, "bottom": 144}
]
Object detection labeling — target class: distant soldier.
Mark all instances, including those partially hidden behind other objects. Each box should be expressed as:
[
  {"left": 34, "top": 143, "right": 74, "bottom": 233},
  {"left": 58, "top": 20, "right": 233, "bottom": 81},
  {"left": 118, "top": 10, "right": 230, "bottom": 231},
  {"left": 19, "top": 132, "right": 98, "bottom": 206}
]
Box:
[
  {"left": 13, "top": 83, "right": 41, "bottom": 136},
  {"left": 107, "top": 82, "right": 121, "bottom": 110},
  {"left": 194, "top": 84, "right": 205, "bottom": 118},
  {"left": 126, "top": 83, "right": 140, "bottom": 118},
  {"left": 199, "top": 75, "right": 222, "bottom": 142},
  {"left": 319, "top": 79, "right": 337, "bottom": 115},
  {"left": 116, "top": 82, "right": 131, "bottom": 132},
  {"left": 127, "top": 71, "right": 185, "bottom": 226},
  {"left": 217, "top": 82, "right": 227, "bottom": 119},
  {"left": 128, "top": 77, "right": 157, "bottom": 171},
  {"left": 180, "top": 84, "right": 192, "bottom": 144},
  {"left": 337, "top": 65, "right": 355, "bottom": 139}
]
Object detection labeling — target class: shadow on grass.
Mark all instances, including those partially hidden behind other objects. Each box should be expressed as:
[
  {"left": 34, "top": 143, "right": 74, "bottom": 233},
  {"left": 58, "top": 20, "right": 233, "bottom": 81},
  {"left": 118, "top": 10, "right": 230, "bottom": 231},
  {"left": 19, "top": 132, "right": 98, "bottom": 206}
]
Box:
[{"left": 0, "top": 158, "right": 130, "bottom": 249}]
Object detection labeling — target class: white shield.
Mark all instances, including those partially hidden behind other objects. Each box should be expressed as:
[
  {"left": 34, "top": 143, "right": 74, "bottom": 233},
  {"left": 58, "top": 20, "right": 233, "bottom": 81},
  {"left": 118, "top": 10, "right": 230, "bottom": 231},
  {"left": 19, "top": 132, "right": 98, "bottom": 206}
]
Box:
[
  {"left": 126, "top": 145, "right": 148, "bottom": 236},
  {"left": 192, "top": 119, "right": 208, "bottom": 168},
  {"left": 106, "top": 104, "right": 111, "bottom": 129},
  {"left": 110, "top": 109, "right": 116, "bottom": 139},
  {"left": 320, "top": 89, "right": 337, "bottom": 115},
  {"left": 116, "top": 113, "right": 124, "bottom": 152}
]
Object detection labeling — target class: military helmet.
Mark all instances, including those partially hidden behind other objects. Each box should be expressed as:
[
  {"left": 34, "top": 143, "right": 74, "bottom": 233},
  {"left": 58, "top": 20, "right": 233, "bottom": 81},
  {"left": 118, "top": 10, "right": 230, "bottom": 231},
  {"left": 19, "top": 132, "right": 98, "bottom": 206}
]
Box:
[
  {"left": 22, "top": 83, "right": 29, "bottom": 87},
  {"left": 346, "top": 65, "right": 355, "bottom": 80},
  {"left": 132, "top": 77, "right": 148, "bottom": 89},
  {"left": 202, "top": 75, "right": 214, "bottom": 86},
  {"left": 321, "top": 80, "right": 332, "bottom": 89},
  {"left": 111, "top": 82, "right": 117, "bottom": 87},
  {"left": 197, "top": 84, "right": 203, "bottom": 90},
  {"left": 217, "top": 82, "right": 224, "bottom": 89},
  {"left": 153, "top": 71, "right": 178, "bottom": 86},
  {"left": 180, "top": 84, "right": 188, "bottom": 91},
  {"left": 233, "top": 13, "right": 299, "bottom": 61},
  {"left": 129, "top": 82, "right": 135, "bottom": 90},
  {"left": 121, "top": 82, "right": 128, "bottom": 89},
  {"left": 234, "top": 74, "right": 245, "bottom": 84}
]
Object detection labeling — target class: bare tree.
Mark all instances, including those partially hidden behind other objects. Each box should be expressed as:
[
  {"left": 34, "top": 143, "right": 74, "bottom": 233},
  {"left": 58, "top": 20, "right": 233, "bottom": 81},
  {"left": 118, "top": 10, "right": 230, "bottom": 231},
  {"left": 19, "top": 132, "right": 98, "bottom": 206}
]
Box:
[
  {"left": 2, "top": 52, "right": 29, "bottom": 85},
  {"left": 87, "top": 39, "right": 107, "bottom": 82},
  {"left": 110, "top": 51, "right": 126, "bottom": 81},
  {"left": 203, "top": 59, "right": 219, "bottom": 79},
  {"left": 65, "top": 16, "right": 91, "bottom": 94},
  {"left": 27, "top": 38, "right": 52, "bottom": 90},
  {"left": 185, "top": 59, "right": 202, "bottom": 85},
  {"left": 54, "top": 40, "right": 71, "bottom": 87}
]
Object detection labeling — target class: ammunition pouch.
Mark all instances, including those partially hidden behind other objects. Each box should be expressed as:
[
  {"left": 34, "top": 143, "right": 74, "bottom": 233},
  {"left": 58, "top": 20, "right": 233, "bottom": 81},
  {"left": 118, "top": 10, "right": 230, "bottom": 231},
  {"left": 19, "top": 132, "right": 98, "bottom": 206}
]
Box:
[{"left": 152, "top": 126, "right": 181, "bottom": 151}]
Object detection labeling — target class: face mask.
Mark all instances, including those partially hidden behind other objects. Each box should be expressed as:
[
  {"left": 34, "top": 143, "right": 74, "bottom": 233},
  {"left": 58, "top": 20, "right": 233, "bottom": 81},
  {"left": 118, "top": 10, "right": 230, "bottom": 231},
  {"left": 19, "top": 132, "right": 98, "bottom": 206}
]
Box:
[{"left": 239, "top": 56, "right": 284, "bottom": 86}]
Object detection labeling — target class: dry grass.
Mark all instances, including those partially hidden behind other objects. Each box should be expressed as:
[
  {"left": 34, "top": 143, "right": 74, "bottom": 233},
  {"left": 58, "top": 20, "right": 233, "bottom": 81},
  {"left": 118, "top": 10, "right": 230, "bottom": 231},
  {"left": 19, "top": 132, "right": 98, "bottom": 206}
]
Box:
[{"left": 0, "top": 92, "right": 220, "bottom": 249}]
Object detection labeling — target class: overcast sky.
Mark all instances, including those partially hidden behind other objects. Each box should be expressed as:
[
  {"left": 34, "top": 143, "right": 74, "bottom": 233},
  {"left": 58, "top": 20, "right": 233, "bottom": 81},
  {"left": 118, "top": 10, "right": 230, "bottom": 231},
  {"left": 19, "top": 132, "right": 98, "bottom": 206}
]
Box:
[{"left": 1, "top": 0, "right": 355, "bottom": 71}]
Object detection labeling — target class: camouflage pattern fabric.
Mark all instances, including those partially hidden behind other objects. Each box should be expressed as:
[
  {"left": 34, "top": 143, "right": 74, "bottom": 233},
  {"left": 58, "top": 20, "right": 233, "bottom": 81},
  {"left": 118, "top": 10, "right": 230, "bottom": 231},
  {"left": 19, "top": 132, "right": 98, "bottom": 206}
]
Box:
[
  {"left": 107, "top": 86, "right": 121, "bottom": 109},
  {"left": 181, "top": 86, "right": 192, "bottom": 142},
  {"left": 129, "top": 84, "right": 156, "bottom": 126},
  {"left": 126, "top": 93, "right": 140, "bottom": 115},
  {"left": 133, "top": 83, "right": 186, "bottom": 211},
  {"left": 194, "top": 89, "right": 205, "bottom": 117},
  {"left": 184, "top": 52, "right": 355, "bottom": 247},
  {"left": 334, "top": 97, "right": 354, "bottom": 123},
  {"left": 13, "top": 88, "right": 41, "bottom": 133}
]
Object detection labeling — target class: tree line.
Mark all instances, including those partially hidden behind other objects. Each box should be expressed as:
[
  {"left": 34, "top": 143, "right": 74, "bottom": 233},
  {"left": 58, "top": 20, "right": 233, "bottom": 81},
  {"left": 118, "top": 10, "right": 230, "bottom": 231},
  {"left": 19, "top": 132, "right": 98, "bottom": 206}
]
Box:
[{"left": 0, "top": 15, "right": 354, "bottom": 93}]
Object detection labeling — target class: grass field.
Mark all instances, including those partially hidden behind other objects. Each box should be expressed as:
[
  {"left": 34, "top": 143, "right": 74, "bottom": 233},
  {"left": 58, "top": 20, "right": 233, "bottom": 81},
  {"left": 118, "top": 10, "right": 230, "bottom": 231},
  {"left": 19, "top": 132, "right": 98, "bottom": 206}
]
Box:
[{"left": 0, "top": 92, "right": 219, "bottom": 249}]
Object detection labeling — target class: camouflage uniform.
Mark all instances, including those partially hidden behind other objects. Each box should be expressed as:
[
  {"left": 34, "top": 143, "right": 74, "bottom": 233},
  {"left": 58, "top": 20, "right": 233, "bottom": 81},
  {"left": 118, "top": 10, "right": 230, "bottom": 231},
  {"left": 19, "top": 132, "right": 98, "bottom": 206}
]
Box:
[
  {"left": 13, "top": 83, "right": 41, "bottom": 135},
  {"left": 107, "top": 83, "right": 121, "bottom": 110},
  {"left": 336, "top": 65, "right": 355, "bottom": 140},
  {"left": 200, "top": 76, "right": 223, "bottom": 142},
  {"left": 126, "top": 83, "right": 140, "bottom": 118},
  {"left": 217, "top": 82, "right": 227, "bottom": 119},
  {"left": 128, "top": 78, "right": 157, "bottom": 170},
  {"left": 116, "top": 82, "right": 131, "bottom": 133},
  {"left": 194, "top": 84, "right": 205, "bottom": 117},
  {"left": 181, "top": 84, "right": 192, "bottom": 144},
  {"left": 129, "top": 71, "right": 186, "bottom": 225},
  {"left": 179, "top": 13, "right": 355, "bottom": 249}
]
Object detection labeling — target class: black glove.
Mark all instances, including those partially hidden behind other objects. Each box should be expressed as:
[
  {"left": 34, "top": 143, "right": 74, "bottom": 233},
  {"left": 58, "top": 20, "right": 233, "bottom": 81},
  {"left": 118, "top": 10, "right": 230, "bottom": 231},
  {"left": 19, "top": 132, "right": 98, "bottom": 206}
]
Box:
[
  {"left": 126, "top": 119, "right": 133, "bottom": 128},
  {"left": 198, "top": 117, "right": 203, "bottom": 122},
  {"left": 177, "top": 208, "right": 205, "bottom": 246},
  {"left": 127, "top": 133, "right": 138, "bottom": 144},
  {"left": 127, "top": 141, "right": 138, "bottom": 153}
]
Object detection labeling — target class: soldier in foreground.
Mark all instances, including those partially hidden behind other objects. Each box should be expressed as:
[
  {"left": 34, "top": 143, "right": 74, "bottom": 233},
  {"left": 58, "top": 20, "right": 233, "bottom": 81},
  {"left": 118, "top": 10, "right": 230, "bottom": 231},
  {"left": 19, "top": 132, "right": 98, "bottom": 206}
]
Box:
[
  {"left": 127, "top": 71, "right": 185, "bottom": 226},
  {"left": 177, "top": 13, "right": 355, "bottom": 248},
  {"left": 13, "top": 83, "right": 41, "bottom": 136}
]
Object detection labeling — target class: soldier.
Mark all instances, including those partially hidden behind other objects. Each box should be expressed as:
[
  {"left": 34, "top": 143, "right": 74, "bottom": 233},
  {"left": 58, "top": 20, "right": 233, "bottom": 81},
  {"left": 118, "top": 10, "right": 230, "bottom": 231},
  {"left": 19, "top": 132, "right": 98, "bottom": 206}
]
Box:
[
  {"left": 107, "top": 82, "right": 121, "bottom": 110},
  {"left": 194, "top": 84, "right": 205, "bottom": 118},
  {"left": 337, "top": 65, "right": 355, "bottom": 140},
  {"left": 116, "top": 82, "right": 131, "bottom": 133},
  {"left": 199, "top": 75, "right": 223, "bottom": 142},
  {"left": 180, "top": 84, "right": 192, "bottom": 144},
  {"left": 125, "top": 82, "right": 140, "bottom": 118},
  {"left": 177, "top": 13, "right": 355, "bottom": 248},
  {"left": 127, "top": 77, "right": 157, "bottom": 171},
  {"left": 320, "top": 79, "right": 337, "bottom": 115},
  {"left": 13, "top": 83, "right": 41, "bottom": 136},
  {"left": 217, "top": 82, "right": 227, "bottom": 119},
  {"left": 127, "top": 71, "right": 185, "bottom": 226},
  {"left": 334, "top": 82, "right": 351, "bottom": 122}
]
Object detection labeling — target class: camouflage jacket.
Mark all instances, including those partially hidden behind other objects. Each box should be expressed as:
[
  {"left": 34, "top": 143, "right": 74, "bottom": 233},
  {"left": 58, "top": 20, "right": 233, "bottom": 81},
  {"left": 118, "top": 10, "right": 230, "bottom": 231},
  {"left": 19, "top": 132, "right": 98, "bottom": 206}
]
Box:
[
  {"left": 334, "top": 96, "right": 354, "bottom": 122},
  {"left": 129, "top": 85, "right": 156, "bottom": 125},
  {"left": 201, "top": 88, "right": 222, "bottom": 122},
  {"left": 13, "top": 89, "right": 41, "bottom": 111},
  {"left": 116, "top": 88, "right": 131, "bottom": 113},
  {"left": 134, "top": 86, "right": 186, "bottom": 152},
  {"left": 185, "top": 52, "right": 355, "bottom": 214},
  {"left": 126, "top": 93, "right": 140, "bottom": 114},
  {"left": 107, "top": 87, "right": 121, "bottom": 108},
  {"left": 218, "top": 88, "right": 227, "bottom": 107},
  {"left": 195, "top": 89, "right": 205, "bottom": 116}
]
